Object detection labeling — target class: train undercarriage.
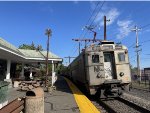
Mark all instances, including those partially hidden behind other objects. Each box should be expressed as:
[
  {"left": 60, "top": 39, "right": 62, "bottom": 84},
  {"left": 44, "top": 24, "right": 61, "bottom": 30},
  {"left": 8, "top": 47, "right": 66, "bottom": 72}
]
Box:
[{"left": 90, "top": 80, "right": 130, "bottom": 98}]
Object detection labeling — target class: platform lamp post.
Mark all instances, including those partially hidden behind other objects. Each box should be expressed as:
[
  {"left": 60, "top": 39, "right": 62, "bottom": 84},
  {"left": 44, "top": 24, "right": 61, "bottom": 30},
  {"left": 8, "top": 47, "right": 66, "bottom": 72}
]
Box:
[{"left": 45, "top": 28, "right": 52, "bottom": 89}]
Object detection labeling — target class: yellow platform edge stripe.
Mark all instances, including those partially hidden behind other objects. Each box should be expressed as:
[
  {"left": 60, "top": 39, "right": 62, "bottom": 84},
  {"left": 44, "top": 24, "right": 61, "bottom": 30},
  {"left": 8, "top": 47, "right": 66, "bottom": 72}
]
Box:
[{"left": 64, "top": 77, "right": 100, "bottom": 113}]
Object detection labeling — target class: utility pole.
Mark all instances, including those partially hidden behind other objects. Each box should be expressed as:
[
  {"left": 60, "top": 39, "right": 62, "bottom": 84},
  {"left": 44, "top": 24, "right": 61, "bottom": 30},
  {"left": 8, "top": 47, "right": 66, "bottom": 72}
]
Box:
[
  {"left": 131, "top": 26, "right": 141, "bottom": 81},
  {"left": 64, "top": 56, "right": 76, "bottom": 64},
  {"left": 79, "top": 42, "right": 81, "bottom": 54},
  {"left": 104, "top": 16, "right": 110, "bottom": 40},
  {"left": 45, "top": 28, "right": 52, "bottom": 88}
]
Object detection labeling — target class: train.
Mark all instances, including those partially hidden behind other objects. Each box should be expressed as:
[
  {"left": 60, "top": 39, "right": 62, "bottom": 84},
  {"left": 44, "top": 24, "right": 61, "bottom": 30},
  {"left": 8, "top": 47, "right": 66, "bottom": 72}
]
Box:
[{"left": 67, "top": 40, "right": 131, "bottom": 98}]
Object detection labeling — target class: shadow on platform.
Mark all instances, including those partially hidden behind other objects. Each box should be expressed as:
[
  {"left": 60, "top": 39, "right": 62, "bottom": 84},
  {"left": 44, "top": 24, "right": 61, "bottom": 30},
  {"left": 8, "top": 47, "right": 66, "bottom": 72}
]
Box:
[{"left": 54, "top": 76, "right": 82, "bottom": 95}]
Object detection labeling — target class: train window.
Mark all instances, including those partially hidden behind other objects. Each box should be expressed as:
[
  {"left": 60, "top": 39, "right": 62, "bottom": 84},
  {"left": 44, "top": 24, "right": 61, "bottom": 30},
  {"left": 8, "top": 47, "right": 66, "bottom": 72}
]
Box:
[
  {"left": 118, "top": 53, "right": 125, "bottom": 62},
  {"left": 92, "top": 55, "right": 99, "bottom": 63},
  {"left": 104, "top": 54, "right": 111, "bottom": 62}
]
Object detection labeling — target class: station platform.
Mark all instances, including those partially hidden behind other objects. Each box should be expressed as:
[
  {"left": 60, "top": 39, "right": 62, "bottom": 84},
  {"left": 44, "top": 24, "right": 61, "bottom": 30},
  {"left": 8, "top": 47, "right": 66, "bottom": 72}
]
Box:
[
  {"left": 44, "top": 76, "right": 80, "bottom": 113},
  {"left": 7, "top": 76, "right": 100, "bottom": 113}
]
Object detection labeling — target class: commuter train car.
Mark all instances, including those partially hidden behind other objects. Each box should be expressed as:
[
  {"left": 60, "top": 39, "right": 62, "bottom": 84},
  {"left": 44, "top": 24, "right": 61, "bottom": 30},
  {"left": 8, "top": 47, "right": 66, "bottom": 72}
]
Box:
[{"left": 68, "top": 40, "right": 131, "bottom": 98}]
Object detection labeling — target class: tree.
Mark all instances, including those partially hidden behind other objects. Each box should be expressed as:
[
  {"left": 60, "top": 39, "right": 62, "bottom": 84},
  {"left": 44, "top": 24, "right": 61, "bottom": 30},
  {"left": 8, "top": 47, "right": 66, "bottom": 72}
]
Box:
[
  {"left": 31, "top": 41, "right": 36, "bottom": 50},
  {"left": 37, "top": 45, "right": 43, "bottom": 51},
  {"left": 18, "top": 42, "right": 43, "bottom": 51},
  {"left": 55, "top": 64, "right": 67, "bottom": 75}
]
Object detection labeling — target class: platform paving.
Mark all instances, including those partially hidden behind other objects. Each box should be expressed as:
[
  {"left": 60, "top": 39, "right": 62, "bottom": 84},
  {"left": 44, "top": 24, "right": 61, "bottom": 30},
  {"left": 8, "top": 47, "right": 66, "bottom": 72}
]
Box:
[
  {"left": 7, "top": 76, "right": 80, "bottom": 113},
  {"left": 44, "top": 76, "right": 79, "bottom": 113}
]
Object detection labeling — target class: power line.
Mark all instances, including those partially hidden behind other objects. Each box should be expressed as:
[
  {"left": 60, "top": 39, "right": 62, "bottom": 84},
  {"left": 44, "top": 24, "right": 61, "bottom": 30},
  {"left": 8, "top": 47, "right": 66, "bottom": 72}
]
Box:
[
  {"left": 128, "top": 43, "right": 135, "bottom": 49},
  {"left": 70, "top": 1, "right": 106, "bottom": 58},
  {"left": 71, "top": 47, "right": 78, "bottom": 56},
  {"left": 121, "top": 24, "right": 150, "bottom": 48},
  {"left": 140, "top": 23, "right": 150, "bottom": 29},
  {"left": 78, "top": 1, "right": 101, "bottom": 39},
  {"left": 64, "top": 56, "right": 76, "bottom": 64},
  {"left": 85, "top": 1, "right": 101, "bottom": 28},
  {"left": 89, "top": 1, "right": 105, "bottom": 27},
  {"left": 140, "top": 39, "right": 150, "bottom": 44},
  {"left": 109, "top": 23, "right": 150, "bottom": 42},
  {"left": 69, "top": 1, "right": 101, "bottom": 56},
  {"left": 130, "top": 54, "right": 136, "bottom": 59},
  {"left": 109, "top": 24, "right": 135, "bottom": 41},
  {"left": 90, "top": 1, "right": 105, "bottom": 28},
  {"left": 81, "top": 1, "right": 105, "bottom": 44},
  {"left": 70, "top": 1, "right": 105, "bottom": 57}
]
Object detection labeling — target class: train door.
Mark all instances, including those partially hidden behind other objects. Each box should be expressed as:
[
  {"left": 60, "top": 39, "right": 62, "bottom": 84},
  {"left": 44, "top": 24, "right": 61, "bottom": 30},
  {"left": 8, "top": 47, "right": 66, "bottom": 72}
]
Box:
[{"left": 103, "top": 53, "right": 115, "bottom": 79}]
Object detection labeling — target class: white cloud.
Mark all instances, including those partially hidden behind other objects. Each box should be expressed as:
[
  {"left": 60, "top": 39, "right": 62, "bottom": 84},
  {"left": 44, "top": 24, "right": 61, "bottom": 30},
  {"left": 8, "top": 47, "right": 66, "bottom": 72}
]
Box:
[
  {"left": 94, "top": 8, "right": 120, "bottom": 27},
  {"left": 116, "top": 20, "right": 132, "bottom": 39}
]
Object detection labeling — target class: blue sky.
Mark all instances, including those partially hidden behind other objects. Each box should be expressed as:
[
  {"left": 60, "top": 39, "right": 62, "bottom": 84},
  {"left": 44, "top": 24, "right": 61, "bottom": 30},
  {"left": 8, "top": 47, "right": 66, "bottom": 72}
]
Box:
[{"left": 0, "top": 1, "right": 150, "bottom": 68}]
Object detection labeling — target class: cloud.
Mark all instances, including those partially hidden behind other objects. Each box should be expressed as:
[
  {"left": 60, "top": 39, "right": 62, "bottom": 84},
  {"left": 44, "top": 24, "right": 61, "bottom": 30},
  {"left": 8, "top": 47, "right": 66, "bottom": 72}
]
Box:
[
  {"left": 95, "top": 8, "right": 120, "bottom": 27},
  {"left": 116, "top": 20, "right": 132, "bottom": 39}
]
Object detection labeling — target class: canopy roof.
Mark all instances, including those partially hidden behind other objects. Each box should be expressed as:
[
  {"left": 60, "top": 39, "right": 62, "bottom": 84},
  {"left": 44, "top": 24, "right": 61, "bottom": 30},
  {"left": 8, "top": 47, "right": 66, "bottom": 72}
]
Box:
[{"left": 0, "top": 38, "right": 62, "bottom": 63}]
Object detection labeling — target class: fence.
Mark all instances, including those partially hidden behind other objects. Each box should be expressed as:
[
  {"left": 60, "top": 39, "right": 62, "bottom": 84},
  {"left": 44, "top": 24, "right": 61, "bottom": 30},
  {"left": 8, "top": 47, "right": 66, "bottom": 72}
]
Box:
[{"left": 131, "top": 75, "right": 150, "bottom": 92}]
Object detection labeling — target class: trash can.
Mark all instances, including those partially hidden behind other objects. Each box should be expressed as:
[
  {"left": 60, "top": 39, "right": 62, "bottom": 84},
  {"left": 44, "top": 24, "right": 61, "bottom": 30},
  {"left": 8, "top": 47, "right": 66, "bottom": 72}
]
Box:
[
  {"left": 0, "top": 81, "right": 9, "bottom": 109},
  {"left": 25, "top": 87, "right": 44, "bottom": 113}
]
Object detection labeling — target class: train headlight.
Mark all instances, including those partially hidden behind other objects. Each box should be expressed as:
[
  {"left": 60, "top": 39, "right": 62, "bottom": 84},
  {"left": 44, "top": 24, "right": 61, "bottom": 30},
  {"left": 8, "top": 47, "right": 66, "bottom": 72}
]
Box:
[
  {"left": 125, "top": 49, "right": 128, "bottom": 54},
  {"left": 97, "top": 73, "right": 102, "bottom": 78},
  {"left": 120, "top": 72, "right": 124, "bottom": 77}
]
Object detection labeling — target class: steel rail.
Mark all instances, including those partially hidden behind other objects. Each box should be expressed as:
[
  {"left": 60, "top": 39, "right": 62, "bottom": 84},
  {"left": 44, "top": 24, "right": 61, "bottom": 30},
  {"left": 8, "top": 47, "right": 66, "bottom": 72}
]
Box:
[
  {"left": 95, "top": 97, "right": 150, "bottom": 113},
  {"left": 97, "top": 99, "right": 117, "bottom": 113},
  {"left": 116, "top": 97, "right": 150, "bottom": 113}
]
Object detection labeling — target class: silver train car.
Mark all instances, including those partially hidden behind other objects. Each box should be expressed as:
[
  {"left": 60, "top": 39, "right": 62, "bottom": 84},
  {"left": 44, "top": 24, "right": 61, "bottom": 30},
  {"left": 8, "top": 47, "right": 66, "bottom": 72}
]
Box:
[{"left": 68, "top": 40, "right": 131, "bottom": 97}]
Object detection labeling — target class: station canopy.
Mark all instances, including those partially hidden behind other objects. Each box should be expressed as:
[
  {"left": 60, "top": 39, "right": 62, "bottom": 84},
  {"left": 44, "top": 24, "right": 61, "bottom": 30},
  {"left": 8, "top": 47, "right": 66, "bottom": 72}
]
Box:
[{"left": 0, "top": 38, "right": 62, "bottom": 63}]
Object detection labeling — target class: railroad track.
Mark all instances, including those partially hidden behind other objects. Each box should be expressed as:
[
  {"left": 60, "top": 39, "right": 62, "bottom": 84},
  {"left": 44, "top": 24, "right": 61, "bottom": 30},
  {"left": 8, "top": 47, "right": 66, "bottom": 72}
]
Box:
[
  {"left": 116, "top": 97, "right": 150, "bottom": 113},
  {"left": 92, "top": 97, "right": 150, "bottom": 113}
]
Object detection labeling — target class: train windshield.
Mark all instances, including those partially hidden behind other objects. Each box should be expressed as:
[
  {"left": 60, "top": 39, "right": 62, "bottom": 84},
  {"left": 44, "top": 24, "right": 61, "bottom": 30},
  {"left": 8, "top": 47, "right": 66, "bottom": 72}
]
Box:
[
  {"left": 118, "top": 53, "right": 125, "bottom": 62},
  {"left": 92, "top": 55, "right": 99, "bottom": 63}
]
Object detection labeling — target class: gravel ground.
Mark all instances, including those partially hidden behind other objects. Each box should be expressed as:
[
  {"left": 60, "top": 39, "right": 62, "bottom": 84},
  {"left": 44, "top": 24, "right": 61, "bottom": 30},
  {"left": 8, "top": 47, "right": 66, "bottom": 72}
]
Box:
[
  {"left": 122, "top": 92, "right": 150, "bottom": 111},
  {"left": 126, "top": 88, "right": 150, "bottom": 101},
  {"left": 89, "top": 89, "right": 150, "bottom": 113},
  {"left": 103, "top": 99, "right": 141, "bottom": 113},
  {"left": 91, "top": 100, "right": 107, "bottom": 113}
]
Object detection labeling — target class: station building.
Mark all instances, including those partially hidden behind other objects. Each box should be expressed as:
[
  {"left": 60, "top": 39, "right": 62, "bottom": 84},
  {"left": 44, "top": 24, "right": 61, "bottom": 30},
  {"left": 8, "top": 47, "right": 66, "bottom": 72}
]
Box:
[{"left": 0, "top": 37, "right": 62, "bottom": 83}]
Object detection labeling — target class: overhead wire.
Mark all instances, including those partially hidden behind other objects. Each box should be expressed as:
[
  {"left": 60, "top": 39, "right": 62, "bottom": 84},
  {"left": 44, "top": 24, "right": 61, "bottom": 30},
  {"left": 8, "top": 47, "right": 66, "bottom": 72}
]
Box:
[
  {"left": 101, "top": 3, "right": 150, "bottom": 42},
  {"left": 109, "top": 24, "right": 135, "bottom": 41},
  {"left": 128, "top": 43, "right": 135, "bottom": 49},
  {"left": 89, "top": 1, "right": 105, "bottom": 27},
  {"left": 70, "top": 1, "right": 104, "bottom": 57},
  {"left": 80, "top": 1, "right": 105, "bottom": 47},
  {"left": 84, "top": 1, "right": 101, "bottom": 29},
  {"left": 82, "top": 1, "right": 105, "bottom": 40},
  {"left": 140, "top": 23, "right": 150, "bottom": 29},
  {"left": 108, "top": 6, "right": 148, "bottom": 41}
]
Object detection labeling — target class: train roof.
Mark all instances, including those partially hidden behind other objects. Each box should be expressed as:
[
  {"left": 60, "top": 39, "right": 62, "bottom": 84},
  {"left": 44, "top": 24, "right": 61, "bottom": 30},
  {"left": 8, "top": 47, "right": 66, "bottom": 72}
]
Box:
[
  {"left": 100, "top": 40, "right": 115, "bottom": 44},
  {"left": 83, "top": 40, "right": 128, "bottom": 51},
  {"left": 68, "top": 40, "right": 128, "bottom": 66}
]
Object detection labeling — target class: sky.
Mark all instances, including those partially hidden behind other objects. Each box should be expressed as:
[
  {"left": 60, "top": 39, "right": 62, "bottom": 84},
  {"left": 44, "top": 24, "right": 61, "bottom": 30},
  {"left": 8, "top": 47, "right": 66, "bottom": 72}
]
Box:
[{"left": 0, "top": 1, "right": 150, "bottom": 68}]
